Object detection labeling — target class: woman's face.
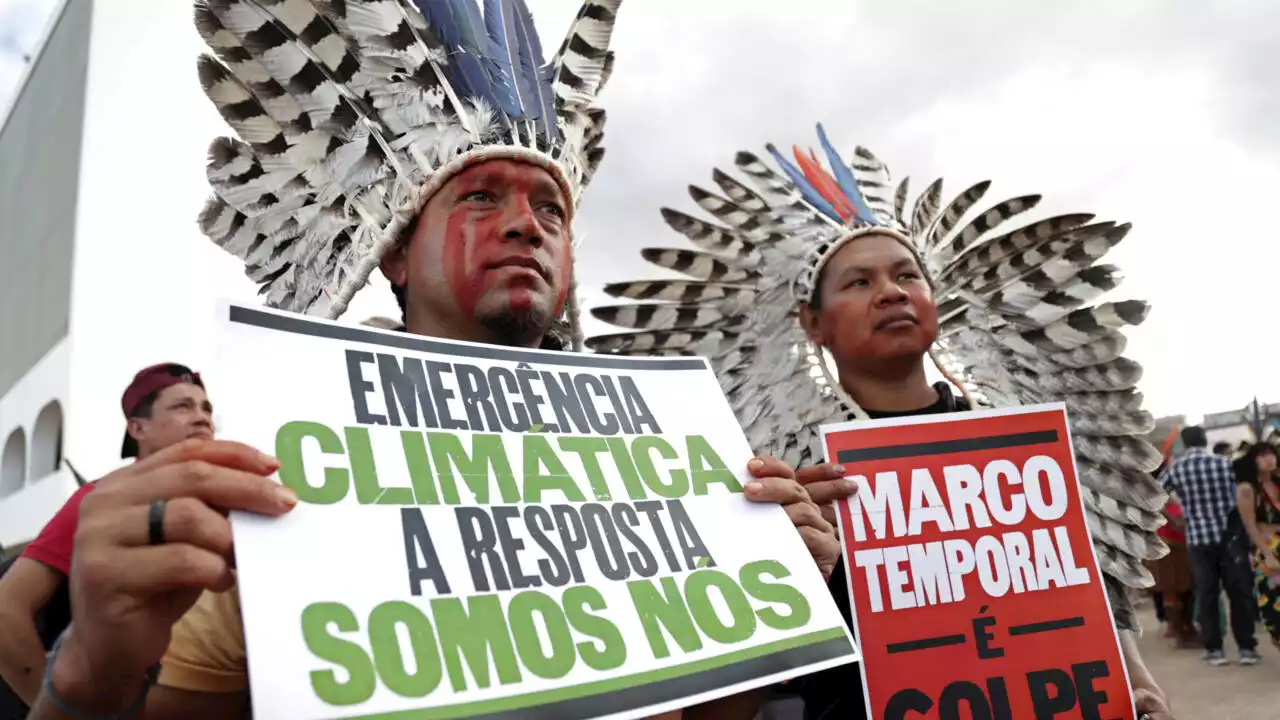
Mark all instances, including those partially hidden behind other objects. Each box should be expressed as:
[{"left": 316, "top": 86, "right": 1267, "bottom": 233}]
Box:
[
  {"left": 799, "top": 233, "right": 938, "bottom": 369},
  {"left": 1257, "top": 449, "right": 1277, "bottom": 475}
]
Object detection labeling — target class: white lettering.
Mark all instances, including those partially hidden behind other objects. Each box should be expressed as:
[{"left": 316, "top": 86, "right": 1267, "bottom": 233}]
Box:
[
  {"left": 907, "top": 468, "right": 954, "bottom": 536},
  {"left": 908, "top": 541, "right": 952, "bottom": 606},
  {"left": 883, "top": 546, "right": 916, "bottom": 610},
  {"left": 1003, "top": 531, "right": 1037, "bottom": 592},
  {"left": 975, "top": 535, "right": 1011, "bottom": 597},
  {"left": 943, "top": 464, "right": 992, "bottom": 531},
  {"left": 943, "top": 539, "right": 975, "bottom": 602},
  {"left": 1023, "top": 455, "right": 1068, "bottom": 521},
  {"left": 853, "top": 549, "right": 887, "bottom": 612},
  {"left": 982, "top": 459, "right": 1026, "bottom": 525},
  {"left": 850, "top": 471, "right": 906, "bottom": 541},
  {"left": 1056, "top": 525, "right": 1091, "bottom": 585}
]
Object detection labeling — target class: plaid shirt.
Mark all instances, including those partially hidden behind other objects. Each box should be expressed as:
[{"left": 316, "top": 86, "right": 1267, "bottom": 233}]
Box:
[{"left": 1159, "top": 447, "right": 1239, "bottom": 547}]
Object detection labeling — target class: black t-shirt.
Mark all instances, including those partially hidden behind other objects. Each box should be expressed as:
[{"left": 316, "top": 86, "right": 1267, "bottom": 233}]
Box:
[{"left": 788, "top": 382, "right": 967, "bottom": 720}]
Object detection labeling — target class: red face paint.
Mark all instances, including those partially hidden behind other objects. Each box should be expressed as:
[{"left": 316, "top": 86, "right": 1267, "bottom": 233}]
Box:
[{"left": 428, "top": 160, "right": 571, "bottom": 325}]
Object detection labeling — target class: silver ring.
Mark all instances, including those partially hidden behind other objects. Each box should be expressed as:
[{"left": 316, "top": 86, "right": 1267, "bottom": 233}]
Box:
[{"left": 148, "top": 499, "right": 167, "bottom": 545}]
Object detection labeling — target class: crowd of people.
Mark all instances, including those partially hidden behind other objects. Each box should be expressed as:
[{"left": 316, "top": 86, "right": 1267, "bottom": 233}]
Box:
[{"left": 1150, "top": 427, "right": 1280, "bottom": 666}]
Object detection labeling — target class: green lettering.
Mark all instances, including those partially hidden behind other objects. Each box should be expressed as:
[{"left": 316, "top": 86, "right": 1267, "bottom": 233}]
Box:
[
  {"left": 367, "top": 601, "right": 443, "bottom": 698},
  {"left": 632, "top": 436, "right": 689, "bottom": 499},
  {"left": 346, "top": 427, "right": 413, "bottom": 505},
  {"left": 401, "top": 431, "right": 440, "bottom": 504},
  {"left": 431, "top": 595, "right": 522, "bottom": 691},
  {"left": 563, "top": 585, "right": 626, "bottom": 671},
  {"left": 557, "top": 437, "right": 613, "bottom": 500},
  {"left": 428, "top": 433, "right": 518, "bottom": 505},
  {"left": 523, "top": 435, "right": 586, "bottom": 503},
  {"left": 508, "top": 591, "right": 575, "bottom": 680},
  {"left": 605, "top": 437, "right": 648, "bottom": 500},
  {"left": 686, "top": 435, "right": 742, "bottom": 495},
  {"left": 277, "top": 421, "right": 348, "bottom": 504},
  {"left": 300, "top": 602, "right": 375, "bottom": 706},
  {"left": 740, "top": 560, "right": 812, "bottom": 630},
  {"left": 627, "top": 576, "right": 702, "bottom": 659},
  {"left": 685, "top": 569, "right": 756, "bottom": 644}
]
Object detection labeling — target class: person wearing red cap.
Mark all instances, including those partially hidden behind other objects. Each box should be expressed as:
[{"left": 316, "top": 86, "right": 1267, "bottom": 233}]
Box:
[{"left": 0, "top": 364, "right": 211, "bottom": 709}]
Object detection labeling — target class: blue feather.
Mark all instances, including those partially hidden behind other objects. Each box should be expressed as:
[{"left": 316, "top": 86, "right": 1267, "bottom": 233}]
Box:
[
  {"left": 507, "top": 0, "right": 559, "bottom": 144},
  {"left": 411, "top": 0, "right": 500, "bottom": 113},
  {"left": 765, "top": 143, "right": 841, "bottom": 222},
  {"left": 483, "top": 0, "right": 525, "bottom": 118},
  {"left": 816, "top": 123, "right": 876, "bottom": 224},
  {"left": 414, "top": 0, "right": 461, "bottom": 50},
  {"left": 452, "top": 0, "right": 518, "bottom": 116}
]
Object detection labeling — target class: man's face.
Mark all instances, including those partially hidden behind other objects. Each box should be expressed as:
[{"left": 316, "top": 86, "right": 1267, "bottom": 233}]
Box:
[
  {"left": 128, "top": 383, "right": 215, "bottom": 457},
  {"left": 382, "top": 159, "right": 572, "bottom": 346},
  {"left": 800, "top": 233, "right": 939, "bottom": 369}
]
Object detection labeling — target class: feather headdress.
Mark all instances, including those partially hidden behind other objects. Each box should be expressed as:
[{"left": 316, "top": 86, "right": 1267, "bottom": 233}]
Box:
[
  {"left": 588, "top": 123, "right": 1168, "bottom": 606},
  {"left": 193, "top": 0, "right": 621, "bottom": 341}
]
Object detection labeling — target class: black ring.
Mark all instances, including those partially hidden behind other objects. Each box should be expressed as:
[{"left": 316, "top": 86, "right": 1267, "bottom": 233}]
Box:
[{"left": 148, "top": 499, "right": 167, "bottom": 545}]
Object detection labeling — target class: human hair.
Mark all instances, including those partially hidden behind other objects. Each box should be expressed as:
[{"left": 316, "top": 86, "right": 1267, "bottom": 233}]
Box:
[
  {"left": 1234, "top": 442, "right": 1278, "bottom": 485},
  {"left": 1213, "top": 441, "right": 1232, "bottom": 456},
  {"left": 1180, "top": 425, "right": 1208, "bottom": 448},
  {"left": 389, "top": 213, "right": 421, "bottom": 323},
  {"left": 129, "top": 391, "right": 160, "bottom": 420}
]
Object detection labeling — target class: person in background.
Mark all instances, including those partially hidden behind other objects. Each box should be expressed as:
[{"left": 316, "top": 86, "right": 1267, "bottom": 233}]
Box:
[
  {"left": 0, "top": 364, "right": 212, "bottom": 710},
  {"left": 1160, "top": 425, "right": 1260, "bottom": 665},
  {"left": 1234, "top": 442, "right": 1280, "bottom": 650},
  {"left": 1148, "top": 493, "right": 1198, "bottom": 648},
  {"left": 1214, "top": 441, "right": 1233, "bottom": 457}
]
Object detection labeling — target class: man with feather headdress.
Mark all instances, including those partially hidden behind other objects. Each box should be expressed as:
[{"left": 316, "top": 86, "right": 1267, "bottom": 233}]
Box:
[
  {"left": 28, "top": 3, "right": 842, "bottom": 719},
  {"left": 590, "top": 125, "right": 1178, "bottom": 718}
]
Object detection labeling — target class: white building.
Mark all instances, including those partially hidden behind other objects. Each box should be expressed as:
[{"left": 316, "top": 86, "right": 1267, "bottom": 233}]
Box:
[{"left": 0, "top": 0, "right": 352, "bottom": 551}]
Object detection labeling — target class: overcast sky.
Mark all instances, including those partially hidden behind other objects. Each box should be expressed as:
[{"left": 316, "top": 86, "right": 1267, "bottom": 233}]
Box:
[{"left": 3, "top": 0, "right": 1279, "bottom": 435}]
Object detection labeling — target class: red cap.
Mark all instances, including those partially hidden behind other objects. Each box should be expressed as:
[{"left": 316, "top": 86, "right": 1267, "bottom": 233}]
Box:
[{"left": 121, "top": 363, "right": 205, "bottom": 458}]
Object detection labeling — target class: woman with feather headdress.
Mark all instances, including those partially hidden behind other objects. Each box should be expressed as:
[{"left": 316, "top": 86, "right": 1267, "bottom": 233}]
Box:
[{"left": 590, "top": 125, "right": 1177, "bottom": 718}]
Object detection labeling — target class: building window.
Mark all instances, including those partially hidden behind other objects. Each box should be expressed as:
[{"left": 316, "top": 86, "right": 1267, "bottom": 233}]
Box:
[
  {"left": 1, "top": 428, "right": 26, "bottom": 498},
  {"left": 31, "top": 400, "right": 63, "bottom": 480}
]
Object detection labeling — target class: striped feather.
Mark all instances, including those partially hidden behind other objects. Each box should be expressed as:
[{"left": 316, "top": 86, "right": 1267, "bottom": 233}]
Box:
[
  {"left": 601, "top": 280, "right": 755, "bottom": 304},
  {"left": 589, "top": 303, "right": 738, "bottom": 331},
  {"left": 640, "top": 248, "right": 758, "bottom": 282},
  {"left": 660, "top": 209, "right": 757, "bottom": 260}
]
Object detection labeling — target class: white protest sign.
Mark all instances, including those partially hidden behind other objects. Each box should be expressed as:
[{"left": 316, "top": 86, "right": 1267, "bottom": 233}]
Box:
[{"left": 213, "top": 302, "right": 858, "bottom": 720}]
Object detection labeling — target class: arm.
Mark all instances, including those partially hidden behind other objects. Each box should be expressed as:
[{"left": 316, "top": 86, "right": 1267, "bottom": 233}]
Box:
[
  {"left": 1236, "top": 484, "right": 1269, "bottom": 551},
  {"left": 26, "top": 441, "right": 292, "bottom": 720},
  {"left": 1157, "top": 463, "right": 1177, "bottom": 494},
  {"left": 0, "top": 558, "right": 62, "bottom": 704},
  {"left": 1120, "top": 632, "right": 1175, "bottom": 718}
]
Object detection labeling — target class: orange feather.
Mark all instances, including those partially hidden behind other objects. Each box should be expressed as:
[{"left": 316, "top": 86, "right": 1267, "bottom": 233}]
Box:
[{"left": 793, "top": 145, "right": 856, "bottom": 220}]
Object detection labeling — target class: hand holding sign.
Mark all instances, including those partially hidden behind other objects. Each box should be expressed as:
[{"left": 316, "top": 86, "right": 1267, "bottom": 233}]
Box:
[
  {"left": 1134, "top": 688, "right": 1174, "bottom": 719},
  {"left": 47, "top": 440, "right": 293, "bottom": 713},
  {"left": 795, "top": 463, "right": 860, "bottom": 526},
  {"left": 747, "top": 458, "right": 846, "bottom": 580}
]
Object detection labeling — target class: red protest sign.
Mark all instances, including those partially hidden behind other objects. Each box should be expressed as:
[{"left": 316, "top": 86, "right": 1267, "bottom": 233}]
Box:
[{"left": 825, "top": 404, "right": 1134, "bottom": 720}]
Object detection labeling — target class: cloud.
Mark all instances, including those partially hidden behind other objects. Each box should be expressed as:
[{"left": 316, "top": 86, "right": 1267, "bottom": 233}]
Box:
[
  {"left": 4, "top": 0, "right": 1278, "bottom": 446},
  {"left": 569, "top": 0, "right": 1280, "bottom": 418},
  {"left": 0, "top": 0, "right": 56, "bottom": 110}
]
